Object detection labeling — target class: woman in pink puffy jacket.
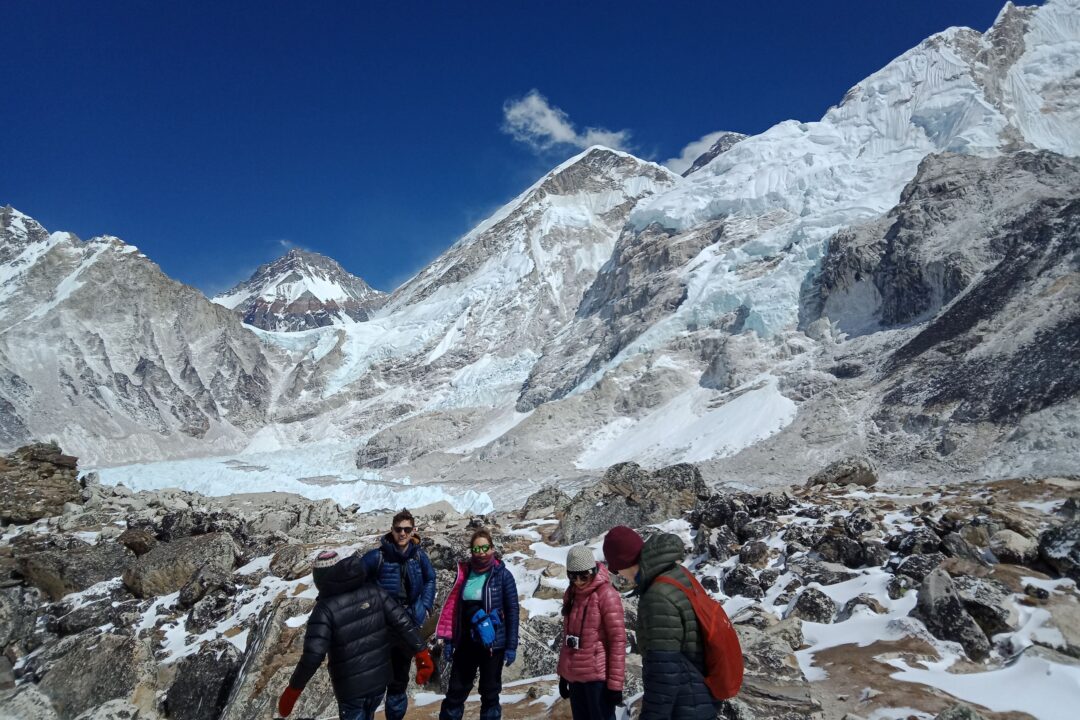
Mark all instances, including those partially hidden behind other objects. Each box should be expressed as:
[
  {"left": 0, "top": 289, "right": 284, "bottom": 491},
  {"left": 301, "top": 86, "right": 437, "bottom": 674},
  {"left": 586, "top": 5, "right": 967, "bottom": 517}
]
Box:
[{"left": 558, "top": 546, "right": 627, "bottom": 720}]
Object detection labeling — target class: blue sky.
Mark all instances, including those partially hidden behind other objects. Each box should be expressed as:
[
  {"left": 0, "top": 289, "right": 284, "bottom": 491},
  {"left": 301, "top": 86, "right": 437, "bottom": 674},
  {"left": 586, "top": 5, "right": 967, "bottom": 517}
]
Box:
[{"left": 1, "top": 0, "right": 1015, "bottom": 296}]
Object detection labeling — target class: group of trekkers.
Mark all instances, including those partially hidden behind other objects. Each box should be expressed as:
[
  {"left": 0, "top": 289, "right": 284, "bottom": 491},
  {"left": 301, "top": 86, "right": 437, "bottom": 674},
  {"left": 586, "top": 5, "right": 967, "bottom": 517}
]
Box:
[{"left": 278, "top": 509, "right": 739, "bottom": 720}]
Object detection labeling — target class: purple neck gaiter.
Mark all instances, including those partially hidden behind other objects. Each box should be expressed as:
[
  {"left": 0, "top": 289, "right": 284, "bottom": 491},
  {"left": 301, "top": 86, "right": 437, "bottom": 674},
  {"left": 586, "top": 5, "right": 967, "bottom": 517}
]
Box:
[{"left": 470, "top": 553, "right": 494, "bottom": 573}]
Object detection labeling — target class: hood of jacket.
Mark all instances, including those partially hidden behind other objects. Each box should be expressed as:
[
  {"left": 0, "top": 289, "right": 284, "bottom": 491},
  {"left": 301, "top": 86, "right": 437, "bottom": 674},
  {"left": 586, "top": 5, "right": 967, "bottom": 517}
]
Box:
[
  {"left": 313, "top": 553, "right": 367, "bottom": 597},
  {"left": 638, "top": 532, "right": 686, "bottom": 587}
]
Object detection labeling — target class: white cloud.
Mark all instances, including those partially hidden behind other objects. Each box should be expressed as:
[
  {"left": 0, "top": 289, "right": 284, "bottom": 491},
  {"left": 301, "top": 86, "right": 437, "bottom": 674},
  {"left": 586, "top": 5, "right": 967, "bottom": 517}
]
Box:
[
  {"left": 664, "top": 130, "right": 733, "bottom": 174},
  {"left": 502, "top": 90, "right": 630, "bottom": 153}
]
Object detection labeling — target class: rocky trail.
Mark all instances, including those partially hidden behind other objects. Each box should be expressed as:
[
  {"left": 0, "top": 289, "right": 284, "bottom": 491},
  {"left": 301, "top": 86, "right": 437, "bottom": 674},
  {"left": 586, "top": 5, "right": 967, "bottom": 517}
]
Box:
[{"left": 1, "top": 443, "right": 1079, "bottom": 720}]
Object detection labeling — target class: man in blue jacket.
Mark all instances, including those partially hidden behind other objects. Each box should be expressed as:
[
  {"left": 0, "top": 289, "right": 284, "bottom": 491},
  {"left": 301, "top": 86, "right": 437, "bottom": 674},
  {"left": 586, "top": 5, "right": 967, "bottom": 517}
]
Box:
[{"left": 362, "top": 509, "right": 437, "bottom": 720}]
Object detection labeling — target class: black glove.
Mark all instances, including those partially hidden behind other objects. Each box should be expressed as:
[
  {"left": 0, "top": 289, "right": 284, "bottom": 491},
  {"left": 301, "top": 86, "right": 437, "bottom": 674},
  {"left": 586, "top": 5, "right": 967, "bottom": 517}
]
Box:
[
  {"left": 605, "top": 689, "right": 624, "bottom": 707},
  {"left": 559, "top": 677, "right": 570, "bottom": 699}
]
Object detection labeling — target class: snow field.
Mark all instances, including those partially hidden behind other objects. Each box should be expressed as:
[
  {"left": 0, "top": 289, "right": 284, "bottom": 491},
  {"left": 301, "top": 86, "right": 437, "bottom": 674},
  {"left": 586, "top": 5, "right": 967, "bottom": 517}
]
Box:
[{"left": 90, "top": 442, "right": 494, "bottom": 515}]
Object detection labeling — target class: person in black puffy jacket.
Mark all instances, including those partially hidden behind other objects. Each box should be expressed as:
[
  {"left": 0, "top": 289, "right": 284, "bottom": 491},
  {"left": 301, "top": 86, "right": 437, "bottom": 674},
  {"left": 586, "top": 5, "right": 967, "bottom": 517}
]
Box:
[
  {"left": 277, "top": 549, "right": 434, "bottom": 720},
  {"left": 362, "top": 509, "right": 438, "bottom": 720}
]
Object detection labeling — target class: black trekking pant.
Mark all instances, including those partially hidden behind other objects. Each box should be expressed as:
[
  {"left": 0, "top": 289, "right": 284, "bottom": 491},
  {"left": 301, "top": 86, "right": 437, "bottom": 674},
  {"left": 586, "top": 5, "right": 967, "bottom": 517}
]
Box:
[
  {"left": 569, "top": 680, "right": 616, "bottom": 720},
  {"left": 383, "top": 645, "right": 413, "bottom": 720},
  {"left": 438, "top": 639, "right": 505, "bottom": 720}
]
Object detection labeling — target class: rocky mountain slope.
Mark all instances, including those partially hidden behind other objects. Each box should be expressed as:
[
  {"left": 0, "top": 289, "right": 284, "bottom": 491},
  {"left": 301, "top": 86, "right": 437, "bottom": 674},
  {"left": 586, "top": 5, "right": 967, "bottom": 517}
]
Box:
[
  {"left": 0, "top": 207, "right": 281, "bottom": 466},
  {"left": 2, "top": 443, "right": 1079, "bottom": 720},
  {"left": 212, "top": 248, "right": 386, "bottom": 331}
]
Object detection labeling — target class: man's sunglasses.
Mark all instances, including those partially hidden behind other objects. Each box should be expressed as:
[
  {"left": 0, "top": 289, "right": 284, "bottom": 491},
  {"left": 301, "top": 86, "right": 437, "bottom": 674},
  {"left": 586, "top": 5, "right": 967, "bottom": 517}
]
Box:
[
  {"left": 470, "top": 544, "right": 492, "bottom": 554},
  {"left": 393, "top": 526, "right": 415, "bottom": 535},
  {"left": 569, "top": 568, "right": 598, "bottom": 582}
]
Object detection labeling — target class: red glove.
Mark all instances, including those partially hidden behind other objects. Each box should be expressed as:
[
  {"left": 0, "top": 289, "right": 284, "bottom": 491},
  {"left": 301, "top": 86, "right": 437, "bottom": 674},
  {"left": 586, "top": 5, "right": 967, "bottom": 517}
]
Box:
[
  {"left": 415, "top": 649, "right": 435, "bottom": 686},
  {"left": 278, "top": 686, "right": 302, "bottom": 717}
]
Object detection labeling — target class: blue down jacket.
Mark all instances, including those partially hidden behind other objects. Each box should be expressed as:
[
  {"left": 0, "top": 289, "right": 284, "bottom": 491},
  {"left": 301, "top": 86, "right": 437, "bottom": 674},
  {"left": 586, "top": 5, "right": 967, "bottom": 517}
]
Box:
[{"left": 362, "top": 534, "right": 437, "bottom": 626}]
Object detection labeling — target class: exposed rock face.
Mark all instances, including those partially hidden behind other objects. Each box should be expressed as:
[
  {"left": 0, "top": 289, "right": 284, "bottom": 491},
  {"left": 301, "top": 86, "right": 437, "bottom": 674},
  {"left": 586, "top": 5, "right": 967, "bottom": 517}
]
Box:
[
  {"left": 950, "top": 575, "right": 1016, "bottom": 637},
  {"left": 520, "top": 486, "right": 571, "bottom": 519},
  {"left": 122, "top": 533, "right": 239, "bottom": 598},
  {"left": 213, "top": 248, "right": 387, "bottom": 331},
  {"left": 18, "top": 543, "right": 135, "bottom": 601},
  {"left": 1039, "top": 520, "right": 1080, "bottom": 581},
  {"left": 559, "top": 462, "right": 707, "bottom": 543},
  {"left": 37, "top": 633, "right": 147, "bottom": 718},
  {"left": 682, "top": 132, "right": 748, "bottom": 177},
  {"left": 914, "top": 569, "right": 991, "bottom": 661},
  {"left": 0, "top": 443, "right": 80, "bottom": 523},
  {"left": 219, "top": 597, "right": 337, "bottom": 720},
  {"left": 989, "top": 529, "right": 1038, "bottom": 564},
  {"left": 165, "top": 639, "right": 242, "bottom": 720},
  {"left": 0, "top": 213, "right": 280, "bottom": 466}
]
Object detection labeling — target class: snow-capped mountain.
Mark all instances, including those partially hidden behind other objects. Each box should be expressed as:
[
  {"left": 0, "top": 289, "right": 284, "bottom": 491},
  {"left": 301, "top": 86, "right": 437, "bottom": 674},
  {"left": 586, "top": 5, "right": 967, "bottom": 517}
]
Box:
[
  {"left": 0, "top": 206, "right": 280, "bottom": 464},
  {"left": 213, "top": 248, "right": 386, "bottom": 331},
  {"left": 681, "top": 131, "right": 746, "bottom": 177},
  {"left": 1, "top": 0, "right": 1079, "bottom": 495}
]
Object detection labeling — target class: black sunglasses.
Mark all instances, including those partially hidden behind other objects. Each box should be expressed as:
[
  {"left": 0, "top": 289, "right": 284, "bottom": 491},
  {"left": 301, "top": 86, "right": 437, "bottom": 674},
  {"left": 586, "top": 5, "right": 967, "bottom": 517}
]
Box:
[
  {"left": 393, "top": 526, "right": 415, "bottom": 534},
  {"left": 569, "top": 568, "right": 598, "bottom": 582}
]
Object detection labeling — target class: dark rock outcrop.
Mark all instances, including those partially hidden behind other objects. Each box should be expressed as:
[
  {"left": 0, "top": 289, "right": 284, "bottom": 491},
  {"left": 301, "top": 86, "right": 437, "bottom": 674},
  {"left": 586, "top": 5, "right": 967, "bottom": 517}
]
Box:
[
  {"left": 559, "top": 462, "right": 707, "bottom": 543},
  {"left": 165, "top": 639, "right": 242, "bottom": 720},
  {"left": 914, "top": 569, "right": 991, "bottom": 661},
  {"left": 122, "top": 533, "right": 239, "bottom": 598},
  {"left": 0, "top": 443, "right": 80, "bottom": 523}
]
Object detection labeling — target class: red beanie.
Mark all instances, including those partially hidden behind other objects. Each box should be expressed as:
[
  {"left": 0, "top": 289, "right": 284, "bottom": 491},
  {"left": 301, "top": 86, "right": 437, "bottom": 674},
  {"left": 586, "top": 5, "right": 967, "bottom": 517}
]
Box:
[{"left": 603, "top": 526, "right": 644, "bottom": 571}]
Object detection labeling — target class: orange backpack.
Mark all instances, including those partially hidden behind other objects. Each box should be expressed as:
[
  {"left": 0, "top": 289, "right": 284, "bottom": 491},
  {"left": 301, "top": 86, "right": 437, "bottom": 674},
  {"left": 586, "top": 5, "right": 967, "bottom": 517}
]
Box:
[{"left": 654, "top": 566, "right": 744, "bottom": 700}]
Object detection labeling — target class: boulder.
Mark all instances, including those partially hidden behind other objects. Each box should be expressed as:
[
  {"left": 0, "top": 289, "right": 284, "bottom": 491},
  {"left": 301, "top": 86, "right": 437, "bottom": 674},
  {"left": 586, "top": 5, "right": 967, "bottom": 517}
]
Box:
[
  {"left": 739, "top": 541, "right": 770, "bottom": 568},
  {"left": 914, "top": 569, "right": 991, "bottom": 661},
  {"left": 837, "top": 594, "right": 887, "bottom": 622},
  {"left": 0, "top": 684, "right": 60, "bottom": 720},
  {"left": 268, "top": 543, "right": 317, "bottom": 580},
  {"left": 178, "top": 563, "right": 234, "bottom": 608},
  {"left": 861, "top": 540, "right": 890, "bottom": 567},
  {"left": 843, "top": 506, "right": 878, "bottom": 538},
  {"left": 934, "top": 705, "right": 987, "bottom": 720},
  {"left": 805, "top": 456, "right": 877, "bottom": 488},
  {"left": 951, "top": 575, "right": 1017, "bottom": 637},
  {"left": 520, "top": 486, "right": 571, "bottom": 519},
  {"left": 895, "top": 527, "right": 942, "bottom": 556},
  {"left": 186, "top": 591, "right": 235, "bottom": 635},
  {"left": 38, "top": 632, "right": 147, "bottom": 718},
  {"left": 693, "top": 525, "right": 738, "bottom": 561},
  {"left": 723, "top": 564, "right": 764, "bottom": 599},
  {"left": 787, "top": 588, "right": 837, "bottom": 624},
  {"left": 72, "top": 699, "right": 144, "bottom": 720},
  {"left": 504, "top": 613, "right": 562, "bottom": 683},
  {"left": 48, "top": 583, "right": 140, "bottom": 637},
  {"left": 0, "top": 586, "right": 42, "bottom": 652},
  {"left": 122, "top": 533, "right": 239, "bottom": 598},
  {"left": 782, "top": 524, "right": 824, "bottom": 549},
  {"left": 941, "top": 533, "right": 986, "bottom": 565},
  {"left": 116, "top": 528, "right": 156, "bottom": 557},
  {"left": 813, "top": 534, "right": 865, "bottom": 568},
  {"left": 1039, "top": 520, "right": 1080, "bottom": 581},
  {"left": 17, "top": 543, "right": 135, "bottom": 601},
  {"left": 165, "top": 639, "right": 242, "bottom": 720},
  {"left": 691, "top": 492, "right": 751, "bottom": 530},
  {"left": 0, "top": 443, "right": 81, "bottom": 523},
  {"left": 990, "top": 529, "right": 1038, "bottom": 565},
  {"left": 786, "top": 559, "right": 856, "bottom": 586},
  {"left": 896, "top": 552, "right": 946, "bottom": 582},
  {"left": 559, "top": 462, "right": 707, "bottom": 543}
]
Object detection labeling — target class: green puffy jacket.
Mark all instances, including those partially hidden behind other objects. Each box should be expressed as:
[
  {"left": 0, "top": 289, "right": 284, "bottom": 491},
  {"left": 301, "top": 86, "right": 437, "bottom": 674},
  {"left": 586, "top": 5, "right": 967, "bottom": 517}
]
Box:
[{"left": 636, "top": 532, "right": 715, "bottom": 720}]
